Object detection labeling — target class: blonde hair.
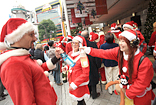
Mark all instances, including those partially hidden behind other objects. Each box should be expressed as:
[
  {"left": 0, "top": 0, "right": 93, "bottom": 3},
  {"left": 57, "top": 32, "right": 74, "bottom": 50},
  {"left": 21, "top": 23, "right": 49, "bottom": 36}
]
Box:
[
  {"left": 35, "top": 44, "right": 43, "bottom": 50},
  {"left": 153, "top": 22, "right": 156, "bottom": 32}
]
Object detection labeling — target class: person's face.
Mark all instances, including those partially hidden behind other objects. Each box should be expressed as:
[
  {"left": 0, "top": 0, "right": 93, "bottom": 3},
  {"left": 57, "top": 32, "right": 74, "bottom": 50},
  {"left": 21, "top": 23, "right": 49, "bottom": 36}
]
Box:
[
  {"left": 71, "top": 39, "right": 79, "bottom": 52},
  {"left": 119, "top": 39, "right": 129, "bottom": 54},
  {"left": 17, "top": 30, "right": 37, "bottom": 49},
  {"left": 123, "top": 27, "right": 130, "bottom": 31}
]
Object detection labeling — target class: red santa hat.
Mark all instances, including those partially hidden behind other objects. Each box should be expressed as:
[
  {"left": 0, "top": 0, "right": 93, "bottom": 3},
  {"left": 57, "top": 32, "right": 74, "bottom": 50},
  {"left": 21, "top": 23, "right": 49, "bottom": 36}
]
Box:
[
  {"left": 119, "top": 29, "right": 138, "bottom": 41},
  {"left": 133, "top": 22, "right": 138, "bottom": 30},
  {"left": 0, "top": 18, "right": 35, "bottom": 50},
  {"left": 99, "top": 31, "right": 105, "bottom": 36},
  {"left": 123, "top": 21, "right": 134, "bottom": 29},
  {"left": 111, "top": 23, "right": 117, "bottom": 30},
  {"left": 67, "top": 35, "right": 73, "bottom": 39},
  {"left": 89, "top": 32, "right": 98, "bottom": 42},
  {"left": 59, "top": 36, "right": 65, "bottom": 43},
  {"left": 72, "top": 35, "right": 87, "bottom": 46}
]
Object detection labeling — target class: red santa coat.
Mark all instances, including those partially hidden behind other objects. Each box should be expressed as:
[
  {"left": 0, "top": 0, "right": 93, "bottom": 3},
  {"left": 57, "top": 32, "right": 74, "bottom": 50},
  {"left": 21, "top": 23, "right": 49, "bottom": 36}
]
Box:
[
  {"left": 87, "top": 47, "right": 155, "bottom": 105},
  {"left": 66, "top": 51, "right": 90, "bottom": 101},
  {"left": 65, "top": 42, "right": 72, "bottom": 54},
  {"left": 148, "top": 31, "right": 156, "bottom": 47},
  {"left": 0, "top": 49, "right": 57, "bottom": 105}
]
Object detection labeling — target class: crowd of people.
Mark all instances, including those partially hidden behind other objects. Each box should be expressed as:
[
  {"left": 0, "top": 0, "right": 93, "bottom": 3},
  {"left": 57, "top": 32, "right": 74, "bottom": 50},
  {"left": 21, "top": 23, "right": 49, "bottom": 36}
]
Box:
[{"left": 0, "top": 18, "right": 156, "bottom": 105}]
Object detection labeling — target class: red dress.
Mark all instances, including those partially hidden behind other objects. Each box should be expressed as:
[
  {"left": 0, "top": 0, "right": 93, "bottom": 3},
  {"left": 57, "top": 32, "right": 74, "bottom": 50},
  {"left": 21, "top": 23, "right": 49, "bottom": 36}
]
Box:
[
  {"left": 66, "top": 51, "right": 90, "bottom": 101},
  {"left": 0, "top": 49, "right": 57, "bottom": 105},
  {"left": 88, "top": 47, "right": 155, "bottom": 105}
]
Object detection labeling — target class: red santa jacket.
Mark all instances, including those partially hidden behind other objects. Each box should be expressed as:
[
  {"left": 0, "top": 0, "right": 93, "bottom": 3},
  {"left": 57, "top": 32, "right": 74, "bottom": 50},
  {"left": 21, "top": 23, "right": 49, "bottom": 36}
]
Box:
[
  {"left": 0, "top": 49, "right": 57, "bottom": 105},
  {"left": 148, "top": 31, "right": 156, "bottom": 47},
  {"left": 87, "top": 47, "right": 155, "bottom": 105},
  {"left": 65, "top": 51, "right": 90, "bottom": 101},
  {"left": 65, "top": 42, "right": 72, "bottom": 54}
]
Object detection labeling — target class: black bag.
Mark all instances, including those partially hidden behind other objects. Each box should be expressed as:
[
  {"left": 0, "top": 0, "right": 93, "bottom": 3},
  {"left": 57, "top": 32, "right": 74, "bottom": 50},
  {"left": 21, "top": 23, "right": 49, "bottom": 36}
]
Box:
[{"left": 52, "top": 61, "right": 60, "bottom": 71}]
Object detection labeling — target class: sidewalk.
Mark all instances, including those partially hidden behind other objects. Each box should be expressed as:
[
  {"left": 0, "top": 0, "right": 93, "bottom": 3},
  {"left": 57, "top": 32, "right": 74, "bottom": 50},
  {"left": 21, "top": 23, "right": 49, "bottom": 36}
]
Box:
[
  {"left": 0, "top": 54, "right": 156, "bottom": 105},
  {"left": 1, "top": 72, "right": 156, "bottom": 105}
]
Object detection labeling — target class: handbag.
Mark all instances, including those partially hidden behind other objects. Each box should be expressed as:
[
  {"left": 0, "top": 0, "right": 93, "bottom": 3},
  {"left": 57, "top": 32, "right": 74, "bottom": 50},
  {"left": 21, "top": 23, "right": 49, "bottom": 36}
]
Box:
[{"left": 52, "top": 61, "right": 60, "bottom": 71}]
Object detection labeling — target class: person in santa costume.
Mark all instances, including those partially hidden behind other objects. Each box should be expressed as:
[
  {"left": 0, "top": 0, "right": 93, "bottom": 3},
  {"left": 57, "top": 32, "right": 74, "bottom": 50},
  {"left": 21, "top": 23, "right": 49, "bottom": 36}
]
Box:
[
  {"left": 108, "top": 23, "right": 121, "bottom": 44},
  {"left": 81, "top": 30, "right": 101, "bottom": 99},
  {"left": 62, "top": 35, "right": 90, "bottom": 105},
  {"left": 123, "top": 21, "right": 145, "bottom": 46},
  {"left": 0, "top": 18, "right": 62, "bottom": 105},
  {"left": 148, "top": 22, "right": 156, "bottom": 54},
  {"left": 82, "top": 29, "right": 155, "bottom": 105},
  {"left": 65, "top": 35, "right": 73, "bottom": 54}
]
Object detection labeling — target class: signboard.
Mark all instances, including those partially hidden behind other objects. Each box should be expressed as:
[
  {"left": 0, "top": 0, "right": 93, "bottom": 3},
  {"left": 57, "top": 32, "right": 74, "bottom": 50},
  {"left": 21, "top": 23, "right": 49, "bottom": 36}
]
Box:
[
  {"left": 42, "top": 3, "right": 52, "bottom": 12},
  {"left": 74, "top": 1, "right": 88, "bottom": 18}
]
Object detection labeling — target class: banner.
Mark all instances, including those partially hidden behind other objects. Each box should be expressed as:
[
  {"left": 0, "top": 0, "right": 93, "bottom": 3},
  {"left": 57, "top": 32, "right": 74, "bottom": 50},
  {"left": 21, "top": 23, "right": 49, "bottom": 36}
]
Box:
[
  {"left": 74, "top": 1, "right": 88, "bottom": 18},
  {"left": 85, "top": 14, "right": 93, "bottom": 25},
  {"left": 95, "top": 0, "right": 108, "bottom": 15},
  {"left": 71, "top": 8, "right": 81, "bottom": 23}
]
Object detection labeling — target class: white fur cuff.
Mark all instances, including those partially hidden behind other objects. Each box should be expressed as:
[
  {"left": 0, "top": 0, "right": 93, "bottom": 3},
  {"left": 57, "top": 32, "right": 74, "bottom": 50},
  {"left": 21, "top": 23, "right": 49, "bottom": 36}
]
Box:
[
  {"left": 84, "top": 47, "right": 91, "bottom": 54},
  {"left": 70, "top": 82, "right": 77, "bottom": 90},
  {"left": 46, "top": 59, "right": 56, "bottom": 70}
]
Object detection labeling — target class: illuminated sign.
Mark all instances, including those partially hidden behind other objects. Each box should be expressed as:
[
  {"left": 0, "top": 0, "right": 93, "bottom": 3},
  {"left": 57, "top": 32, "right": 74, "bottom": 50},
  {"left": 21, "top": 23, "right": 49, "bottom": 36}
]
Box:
[{"left": 42, "top": 3, "right": 52, "bottom": 12}]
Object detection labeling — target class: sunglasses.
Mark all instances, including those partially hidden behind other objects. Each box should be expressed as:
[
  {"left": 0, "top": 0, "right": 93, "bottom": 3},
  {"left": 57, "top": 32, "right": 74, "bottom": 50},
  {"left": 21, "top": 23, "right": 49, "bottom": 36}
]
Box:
[{"left": 71, "top": 42, "right": 79, "bottom": 45}]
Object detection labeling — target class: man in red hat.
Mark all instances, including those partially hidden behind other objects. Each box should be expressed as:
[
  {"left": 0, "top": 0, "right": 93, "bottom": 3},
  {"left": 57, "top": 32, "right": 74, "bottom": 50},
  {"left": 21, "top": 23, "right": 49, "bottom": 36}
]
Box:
[
  {"left": 0, "top": 18, "right": 62, "bottom": 105},
  {"left": 65, "top": 35, "right": 73, "bottom": 54},
  {"left": 110, "top": 23, "right": 122, "bottom": 44}
]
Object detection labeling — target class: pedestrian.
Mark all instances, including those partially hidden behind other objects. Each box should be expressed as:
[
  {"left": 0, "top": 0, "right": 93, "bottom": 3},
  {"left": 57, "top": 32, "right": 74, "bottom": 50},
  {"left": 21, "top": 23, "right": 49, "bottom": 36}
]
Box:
[
  {"left": 34, "top": 44, "right": 49, "bottom": 63},
  {"left": 48, "top": 41, "right": 63, "bottom": 86},
  {"left": 81, "top": 30, "right": 101, "bottom": 99},
  {"left": 0, "top": 78, "right": 8, "bottom": 101},
  {"left": 65, "top": 35, "right": 73, "bottom": 54},
  {"left": 110, "top": 23, "right": 122, "bottom": 44},
  {"left": 100, "top": 32, "right": 119, "bottom": 95},
  {"left": 0, "top": 18, "right": 62, "bottom": 105},
  {"left": 62, "top": 35, "right": 90, "bottom": 105},
  {"left": 82, "top": 29, "right": 155, "bottom": 105},
  {"left": 123, "top": 21, "right": 145, "bottom": 46},
  {"left": 148, "top": 22, "right": 156, "bottom": 55}
]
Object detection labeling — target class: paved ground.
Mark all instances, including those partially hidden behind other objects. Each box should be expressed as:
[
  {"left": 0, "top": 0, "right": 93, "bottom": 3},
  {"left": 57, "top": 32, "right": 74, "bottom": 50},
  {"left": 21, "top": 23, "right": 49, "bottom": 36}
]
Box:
[{"left": 0, "top": 54, "right": 156, "bottom": 105}]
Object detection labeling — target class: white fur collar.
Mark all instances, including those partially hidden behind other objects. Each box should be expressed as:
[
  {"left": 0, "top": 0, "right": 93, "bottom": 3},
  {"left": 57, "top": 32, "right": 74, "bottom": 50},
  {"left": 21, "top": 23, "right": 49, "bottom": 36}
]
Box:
[
  {"left": 0, "top": 49, "right": 29, "bottom": 65},
  {"left": 123, "top": 48, "right": 140, "bottom": 61},
  {"left": 71, "top": 50, "right": 80, "bottom": 57},
  {"left": 111, "top": 30, "right": 120, "bottom": 33}
]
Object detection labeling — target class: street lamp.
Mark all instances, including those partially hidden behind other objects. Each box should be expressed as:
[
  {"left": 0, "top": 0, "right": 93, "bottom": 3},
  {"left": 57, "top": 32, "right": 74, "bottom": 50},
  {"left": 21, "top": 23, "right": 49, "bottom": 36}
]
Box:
[{"left": 33, "top": 23, "right": 48, "bottom": 42}]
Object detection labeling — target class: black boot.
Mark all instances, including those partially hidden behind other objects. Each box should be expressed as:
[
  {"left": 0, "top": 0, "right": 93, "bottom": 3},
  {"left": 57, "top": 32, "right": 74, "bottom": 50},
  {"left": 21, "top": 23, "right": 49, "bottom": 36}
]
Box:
[{"left": 0, "top": 96, "right": 5, "bottom": 101}]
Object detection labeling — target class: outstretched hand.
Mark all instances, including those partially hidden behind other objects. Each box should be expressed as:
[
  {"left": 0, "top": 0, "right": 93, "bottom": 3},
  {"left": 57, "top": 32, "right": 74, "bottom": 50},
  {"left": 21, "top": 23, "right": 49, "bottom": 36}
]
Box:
[{"left": 55, "top": 47, "right": 64, "bottom": 59}]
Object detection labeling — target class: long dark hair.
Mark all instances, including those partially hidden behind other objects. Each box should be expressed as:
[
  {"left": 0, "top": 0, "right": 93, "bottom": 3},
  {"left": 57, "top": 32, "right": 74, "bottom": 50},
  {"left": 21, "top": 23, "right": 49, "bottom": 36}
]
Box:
[{"left": 119, "top": 36, "right": 137, "bottom": 81}]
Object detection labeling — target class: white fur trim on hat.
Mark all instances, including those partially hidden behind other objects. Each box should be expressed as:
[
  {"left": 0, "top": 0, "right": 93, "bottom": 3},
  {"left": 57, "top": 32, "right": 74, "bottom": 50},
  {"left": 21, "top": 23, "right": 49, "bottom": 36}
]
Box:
[
  {"left": 0, "top": 42, "right": 7, "bottom": 50},
  {"left": 73, "top": 36, "right": 83, "bottom": 43},
  {"left": 123, "top": 24, "right": 133, "bottom": 29},
  {"left": 5, "top": 22, "right": 35, "bottom": 44},
  {"left": 119, "top": 31, "right": 136, "bottom": 41},
  {"left": 99, "top": 31, "right": 104, "bottom": 36}
]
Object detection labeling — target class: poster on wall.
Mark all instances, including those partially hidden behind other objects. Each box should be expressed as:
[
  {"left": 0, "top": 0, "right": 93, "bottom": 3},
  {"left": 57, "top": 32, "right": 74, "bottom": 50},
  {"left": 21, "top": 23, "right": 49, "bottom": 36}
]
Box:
[
  {"left": 74, "top": 1, "right": 88, "bottom": 18},
  {"left": 73, "top": 0, "right": 107, "bottom": 22}
]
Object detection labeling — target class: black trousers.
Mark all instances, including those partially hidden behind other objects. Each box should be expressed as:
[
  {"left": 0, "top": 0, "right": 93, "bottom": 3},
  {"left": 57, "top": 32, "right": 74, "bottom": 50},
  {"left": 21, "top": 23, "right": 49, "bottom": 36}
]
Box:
[
  {"left": 77, "top": 99, "right": 86, "bottom": 105},
  {"left": 0, "top": 78, "right": 4, "bottom": 96},
  {"left": 88, "top": 84, "right": 97, "bottom": 99}
]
